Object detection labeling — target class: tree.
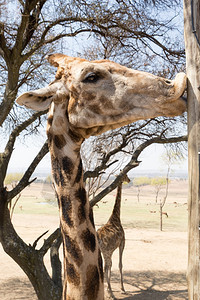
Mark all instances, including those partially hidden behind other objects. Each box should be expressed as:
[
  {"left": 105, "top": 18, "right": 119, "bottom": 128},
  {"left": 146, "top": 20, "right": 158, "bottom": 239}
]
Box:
[
  {"left": 133, "top": 176, "right": 151, "bottom": 202},
  {"left": 0, "top": 0, "right": 188, "bottom": 298},
  {"left": 159, "top": 148, "right": 186, "bottom": 230},
  {"left": 151, "top": 177, "right": 168, "bottom": 204}
]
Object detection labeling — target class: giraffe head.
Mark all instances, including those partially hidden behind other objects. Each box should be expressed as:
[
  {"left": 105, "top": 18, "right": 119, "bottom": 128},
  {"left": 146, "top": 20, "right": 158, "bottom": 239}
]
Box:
[{"left": 16, "top": 53, "right": 186, "bottom": 139}]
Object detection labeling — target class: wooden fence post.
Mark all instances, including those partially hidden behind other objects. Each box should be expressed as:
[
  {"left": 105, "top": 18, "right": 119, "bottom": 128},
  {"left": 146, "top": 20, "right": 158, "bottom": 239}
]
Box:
[{"left": 183, "top": 0, "right": 200, "bottom": 299}]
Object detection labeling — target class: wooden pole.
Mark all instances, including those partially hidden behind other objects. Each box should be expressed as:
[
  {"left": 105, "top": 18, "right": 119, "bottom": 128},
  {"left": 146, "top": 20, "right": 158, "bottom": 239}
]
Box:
[{"left": 183, "top": 0, "right": 200, "bottom": 299}]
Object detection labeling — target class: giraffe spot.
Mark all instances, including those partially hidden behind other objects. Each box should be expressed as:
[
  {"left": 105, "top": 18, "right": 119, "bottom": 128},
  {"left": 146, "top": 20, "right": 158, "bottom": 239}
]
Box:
[
  {"left": 81, "top": 228, "right": 96, "bottom": 252},
  {"left": 47, "top": 115, "right": 53, "bottom": 125},
  {"left": 52, "top": 172, "right": 59, "bottom": 186},
  {"left": 47, "top": 131, "right": 53, "bottom": 146},
  {"left": 53, "top": 134, "right": 66, "bottom": 149},
  {"left": 66, "top": 259, "right": 80, "bottom": 286},
  {"left": 95, "top": 126, "right": 105, "bottom": 135},
  {"left": 52, "top": 157, "right": 65, "bottom": 186},
  {"left": 70, "top": 85, "right": 80, "bottom": 101},
  {"left": 89, "top": 207, "right": 95, "bottom": 228},
  {"left": 78, "top": 204, "right": 86, "bottom": 224},
  {"left": 75, "top": 187, "right": 87, "bottom": 224},
  {"left": 64, "top": 234, "right": 83, "bottom": 267},
  {"left": 88, "top": 103, "right": 102, "bottom": 114},
  {"left": 86, "top": 127, "right": 96, "bottom": 136},
  {"left": 81, "top": 91, "right": 96, "bottom": 101},
  {"left": 98, "top": 249, "right": 104, "bottom": 282},
  {"left": 85, "top": 265, "right": 100, "bottom": 300},
  {"left": 60, "top": 195, "right": 73, "bottom": 227},
  {"left": 68, "top": 128, "right": 82, "bottom": 143},
  {"left": 41, "top": 95, "right": 52, "bottom": 101},
  {"left": 75, "top": 187, "right": 87, "bottom": 206},
  {"left": 99, "top": 95, "right": 114, "bottom": 109},
  {"left": 74, "top": 160, "right": 83, "bottom": 184},
  {"left": 53, "top": 169, "right": 65, "bottom": 186},
  {"left": 62, "top": 156, "right": 74, "bottom": 179}
]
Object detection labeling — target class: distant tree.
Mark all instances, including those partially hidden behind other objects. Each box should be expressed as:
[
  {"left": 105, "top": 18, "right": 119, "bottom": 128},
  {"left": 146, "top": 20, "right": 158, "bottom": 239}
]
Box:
[
  {"left": 158, "top": 148, "right": 185, "bottom": 231},
  {"left": 4, "top": 173, "right": 24, "bottom": 185},
  {"left": 151, "top": 177, "right": 168, "bottom": 204},
  {"left": 45, "top": 174, "right": 53, "bottom": 184},
  {"left": 133, "top": 176, "right": 151, "bottom": 202}
]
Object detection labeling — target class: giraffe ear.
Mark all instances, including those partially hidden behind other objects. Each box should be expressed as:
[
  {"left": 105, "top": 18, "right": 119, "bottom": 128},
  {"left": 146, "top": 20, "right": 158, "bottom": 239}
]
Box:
[
  {"left": 46, "top": 53, "right": 86, "bottom": 68},
  {"left": 16, "top": 89, "right": 53, "bottom": 111},
  {"left": 16, "top": 81, "right": 68, "bottom": 111},
  {"left": 46, "top": 53, "right": 75, "bottom": 67},
  {"left": 46, "top": 53, "right": 67, "bottom": 67}
]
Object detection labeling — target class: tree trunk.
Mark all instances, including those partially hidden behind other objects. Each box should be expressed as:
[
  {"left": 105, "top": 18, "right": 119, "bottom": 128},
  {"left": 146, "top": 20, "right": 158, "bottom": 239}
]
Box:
[
  {"left": 160, "top": 203, "right": 163, "bottom": 232},
  {"left": 50, "top": 232, "right": 63, "bottom": 290},
  {"left": 183, "top": 0, "right": 200, "bottom": 298},
  {"left": 0, "top": 189, "right": 62, "bottom": 300}
]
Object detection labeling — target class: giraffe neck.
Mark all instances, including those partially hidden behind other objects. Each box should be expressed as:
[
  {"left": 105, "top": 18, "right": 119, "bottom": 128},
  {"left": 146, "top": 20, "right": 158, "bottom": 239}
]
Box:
[
  {"left": 47, "top": 103, "right": 104, "bottom": 300},
  {"left": 108, "top": 183, "right": 122, "bottom": 224}
]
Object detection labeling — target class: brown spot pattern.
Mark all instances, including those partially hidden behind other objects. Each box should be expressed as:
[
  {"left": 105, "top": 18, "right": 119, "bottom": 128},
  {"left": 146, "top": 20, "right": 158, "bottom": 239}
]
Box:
[
  {"left": 78, "top": 205, "right": 86, "bottom": 224},
  {"left": 88, "top": 103, "right": 102, "bottom": 114},
  {"left": 62, "top": 156, "right": 74, "bottom": 180},
  {"left": 52, "top": 157, "right": 64, "bottom": 186},
  {"left": 75, "top": 187, "right": 87, "bottom": 224},
  {"left": 89, "top": 207, "right": 95, "bottom": 228},
  {"left": 99, "top": 95, "right": 114, "bottom": 109},
  {"left": 60, "top": 195, "right": 73, "bottom": 227},
  {"left": 81, "top": 91, "right": 96, "bottom": 101},
  {"left": 53, "top": 134, "right": 66, "bottom": 149},
  {"left": 70, "top": 85, "right": 80, "bottom": 101},
  {"left": 66, "top": 258, "right": 80, "bottom": 286},
  {"left": 85, "top": 265, "right": 100, "bottom": 300},
  {"left": 64, "top": 234, "right": 83, "bottom": 266},
  {"left": 47, "top": 131, "right": 53, "bottom": 146},
  {"left": 74, "top": 159, "right": 82, "bottom": 183},
  {"left": 47, "top": 115, "right": 53, "bottom": 126},
  {"left": 68, "top": 128, "right": 82, "bottom": 143},
  {"left": 80, "top": 228, "right": 96, "bottom": 252}
]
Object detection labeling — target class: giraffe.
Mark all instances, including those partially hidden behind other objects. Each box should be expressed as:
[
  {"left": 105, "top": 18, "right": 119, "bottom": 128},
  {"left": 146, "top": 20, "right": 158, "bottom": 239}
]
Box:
[
  {"left": 16, "top": 53, "right": 186, "bottom": 300},
  {"left": 97, "top": 173, "right": 130, "bottom": 299}
]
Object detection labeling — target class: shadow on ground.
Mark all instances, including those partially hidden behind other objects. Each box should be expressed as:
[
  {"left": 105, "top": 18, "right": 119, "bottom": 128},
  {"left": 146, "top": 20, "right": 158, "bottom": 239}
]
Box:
[
  {"left": 0, "top": 278, "right": 36, "bottom": 300},
  {"left": 107, "top": 270, "right": 188, "bottom": 300},
  {"left": 0, "top": 271, "right": 188, "bottom": 300}
]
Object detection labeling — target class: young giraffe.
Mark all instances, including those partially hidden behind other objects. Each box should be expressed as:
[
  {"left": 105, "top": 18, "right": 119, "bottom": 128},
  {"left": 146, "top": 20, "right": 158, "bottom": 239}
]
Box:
[
  {"left": 97, "top": 173, "right": 130, "bottom": 299},
  {"left": 16, "top": 53, "right": 186, "bottom": 300}
]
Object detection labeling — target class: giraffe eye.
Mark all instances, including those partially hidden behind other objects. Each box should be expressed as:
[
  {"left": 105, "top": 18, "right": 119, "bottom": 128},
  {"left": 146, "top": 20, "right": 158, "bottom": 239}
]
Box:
[{"left": 82, "top": 72, "right": 100, "bottom": 83}]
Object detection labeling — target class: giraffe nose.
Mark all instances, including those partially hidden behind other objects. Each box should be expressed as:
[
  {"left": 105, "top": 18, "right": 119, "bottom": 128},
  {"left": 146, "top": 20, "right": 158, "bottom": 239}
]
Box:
[{"left": 164, "top": 79, "right": 173, "bottom": 85}]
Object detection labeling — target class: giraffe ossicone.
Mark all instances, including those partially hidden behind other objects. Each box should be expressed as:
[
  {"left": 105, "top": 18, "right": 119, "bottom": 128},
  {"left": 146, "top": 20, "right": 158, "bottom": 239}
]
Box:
[{"left": 16, "top": 53, "right": 186, "bottom": 300}]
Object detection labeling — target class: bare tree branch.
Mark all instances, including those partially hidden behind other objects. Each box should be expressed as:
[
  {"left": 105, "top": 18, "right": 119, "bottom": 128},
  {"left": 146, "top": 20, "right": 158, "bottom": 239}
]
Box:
[
  {"left": 7, "top": 141, "right": 49, "bottom": 201},
  {"left": 90, "top": 134, "right": 187, "bottom": 206},
  {"left": 39, "top": 228, "right": 61, "bottom": 256}
]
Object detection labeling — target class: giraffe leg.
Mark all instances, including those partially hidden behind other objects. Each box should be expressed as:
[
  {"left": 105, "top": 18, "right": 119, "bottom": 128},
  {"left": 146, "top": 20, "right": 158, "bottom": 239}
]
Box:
[
  {"left": 119, "top": 239, "right": 126, "bottom": 293},
  {"left": 104, "top": 256, "right": 116, "bottom": 299}
]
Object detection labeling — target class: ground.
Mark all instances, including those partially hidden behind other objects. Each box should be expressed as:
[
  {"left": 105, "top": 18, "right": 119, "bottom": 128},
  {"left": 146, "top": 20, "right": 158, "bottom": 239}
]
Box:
[{"left": 0, "top": 179, "right": 188, "bottom": 299}]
